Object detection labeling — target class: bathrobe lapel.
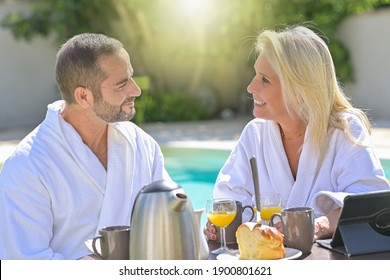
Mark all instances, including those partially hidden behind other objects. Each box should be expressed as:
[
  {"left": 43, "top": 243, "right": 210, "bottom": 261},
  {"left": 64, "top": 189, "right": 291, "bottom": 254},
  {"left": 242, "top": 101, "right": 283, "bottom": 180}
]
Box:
[
  {"left": 262, "top": 122, "right": 319, "bottom": 207},
  {"left": 262, "top": 122, "right": 294, "bottom": 206},
  {"left": 96, "top": 125, "right": 135, "bottom": 230},
  {"left": 287, "top": 133, "right": 320, "bottom": 207},
  {"left": 59, "top": 113, "right": 136, "bottom": 231},
  {"left": 58, "top": 112, "right": 107, "bottom": 194}
]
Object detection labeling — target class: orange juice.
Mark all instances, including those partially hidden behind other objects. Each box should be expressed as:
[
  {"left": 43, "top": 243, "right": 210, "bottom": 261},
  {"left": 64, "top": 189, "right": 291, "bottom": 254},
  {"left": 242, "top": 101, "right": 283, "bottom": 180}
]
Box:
[
  {"left": 260, "top": 206, "right": 282, "bottom": 221},
  {"left": 207, "top": 211, "right": 236, "bottom": 227}
]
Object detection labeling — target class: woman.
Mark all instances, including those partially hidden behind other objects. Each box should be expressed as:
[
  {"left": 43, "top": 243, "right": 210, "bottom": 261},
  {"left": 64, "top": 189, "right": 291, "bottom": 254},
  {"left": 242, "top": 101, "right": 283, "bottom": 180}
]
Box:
[{"left": 205, "top": 25, "right": 389, "bottom": 241}]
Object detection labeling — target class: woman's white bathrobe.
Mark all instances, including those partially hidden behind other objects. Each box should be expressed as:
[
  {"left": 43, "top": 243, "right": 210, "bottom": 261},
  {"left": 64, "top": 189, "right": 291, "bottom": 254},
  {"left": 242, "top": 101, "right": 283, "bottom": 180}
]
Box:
[
  {"left": 0, "top": 101, "right": 171, "bottom": 259},
  {"left": 214, "top": 115, "right": 390, "bottom": 221}
]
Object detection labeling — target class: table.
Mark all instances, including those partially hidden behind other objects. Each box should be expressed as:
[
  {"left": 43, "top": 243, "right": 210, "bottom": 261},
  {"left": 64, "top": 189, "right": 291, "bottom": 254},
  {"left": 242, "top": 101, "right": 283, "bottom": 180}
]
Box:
[
  {"left": 206, "top": 240, "right": 390, "bottom": 260},
  {"left": 83, "top": 240, "right": 390, "bottom": 260}
]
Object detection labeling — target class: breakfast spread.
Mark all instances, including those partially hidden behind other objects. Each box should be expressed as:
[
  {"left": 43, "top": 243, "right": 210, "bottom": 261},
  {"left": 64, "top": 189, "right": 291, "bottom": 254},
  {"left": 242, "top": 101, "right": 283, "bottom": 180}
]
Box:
[{"left": 236, "top": 221, "right": 285, "bottom": 260}]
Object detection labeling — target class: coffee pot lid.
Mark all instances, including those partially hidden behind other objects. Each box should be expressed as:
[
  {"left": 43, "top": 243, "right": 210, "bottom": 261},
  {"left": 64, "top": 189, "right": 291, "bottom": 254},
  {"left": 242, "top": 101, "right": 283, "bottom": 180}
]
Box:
[{"left": 140, "top": 179, "right": 181, "bottom": 193}]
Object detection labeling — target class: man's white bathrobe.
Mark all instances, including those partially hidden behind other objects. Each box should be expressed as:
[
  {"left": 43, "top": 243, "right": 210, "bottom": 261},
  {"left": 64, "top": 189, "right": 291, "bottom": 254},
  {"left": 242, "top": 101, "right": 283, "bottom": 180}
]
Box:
[
  {"left": 214, "top": 115, "right": 390, "bottom": 221},
  {"left": 0, "top": 101, "right": 171, "bottom": 259}
]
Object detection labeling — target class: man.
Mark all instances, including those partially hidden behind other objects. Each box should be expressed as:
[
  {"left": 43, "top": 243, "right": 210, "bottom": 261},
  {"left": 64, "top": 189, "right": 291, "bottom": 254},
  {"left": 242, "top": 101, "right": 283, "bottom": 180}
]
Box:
[{"left": 0, "top": 33, "right": 171, "bottom": 259}]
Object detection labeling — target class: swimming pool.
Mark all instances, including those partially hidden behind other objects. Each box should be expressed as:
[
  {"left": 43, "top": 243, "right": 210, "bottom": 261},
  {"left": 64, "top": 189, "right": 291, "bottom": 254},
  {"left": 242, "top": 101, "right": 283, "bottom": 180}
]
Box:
[
  {"left": 381, "top": 159, "right": 390, "bottom": 179},
  {"left": 162, "top": 147, "right": 390, "bottom": 226},
  {"left": 162, "top": 147, "right": 229, "bottom": 226}
]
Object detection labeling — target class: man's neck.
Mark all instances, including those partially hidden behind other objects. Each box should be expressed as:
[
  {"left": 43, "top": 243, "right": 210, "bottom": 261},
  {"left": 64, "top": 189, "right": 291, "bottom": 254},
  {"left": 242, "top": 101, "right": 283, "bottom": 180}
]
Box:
[{"left": 61, "top": 104, "right": 109, "bottom": 169}]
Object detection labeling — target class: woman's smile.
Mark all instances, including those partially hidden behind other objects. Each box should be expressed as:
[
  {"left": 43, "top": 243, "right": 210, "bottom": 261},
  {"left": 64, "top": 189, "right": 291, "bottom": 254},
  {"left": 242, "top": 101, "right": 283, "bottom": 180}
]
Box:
[{"left": 254, "top": 98, "right": 266, "bottom": 106}]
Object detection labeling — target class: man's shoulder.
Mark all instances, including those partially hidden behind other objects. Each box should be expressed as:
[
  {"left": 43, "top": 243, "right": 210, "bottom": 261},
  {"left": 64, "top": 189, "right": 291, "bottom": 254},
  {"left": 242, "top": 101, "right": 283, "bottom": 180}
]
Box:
[{"left": 115, "top": 121, "right": 145, "bottom": 133}]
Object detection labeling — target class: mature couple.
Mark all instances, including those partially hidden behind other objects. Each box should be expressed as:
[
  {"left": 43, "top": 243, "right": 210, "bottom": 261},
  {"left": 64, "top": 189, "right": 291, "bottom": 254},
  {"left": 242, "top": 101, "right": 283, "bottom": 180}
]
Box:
[{"left": 0, "top": 25, "right": 389, "bottom": 259}]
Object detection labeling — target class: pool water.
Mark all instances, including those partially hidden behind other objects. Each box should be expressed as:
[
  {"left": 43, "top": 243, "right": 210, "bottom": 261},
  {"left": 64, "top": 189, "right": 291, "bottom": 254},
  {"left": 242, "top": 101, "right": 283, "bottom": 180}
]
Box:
[
  {"left": 381, "top": 159, "right": 390, "bottom": 179},
  {"left": 162, "top": 147, "right": 390, "bottom": 226},
  {"left": 162, "top": 147, "right": 230, "bottom": 226}
]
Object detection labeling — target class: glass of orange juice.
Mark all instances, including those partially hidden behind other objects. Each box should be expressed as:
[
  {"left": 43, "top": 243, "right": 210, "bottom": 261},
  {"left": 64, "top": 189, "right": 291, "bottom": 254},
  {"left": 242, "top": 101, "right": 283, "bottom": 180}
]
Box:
[
  {"left": 260, "top": 193, "right": 282, "bottom": 225},
  {"left": 206, "top": 198, "right": 237, "bottom": 255}
]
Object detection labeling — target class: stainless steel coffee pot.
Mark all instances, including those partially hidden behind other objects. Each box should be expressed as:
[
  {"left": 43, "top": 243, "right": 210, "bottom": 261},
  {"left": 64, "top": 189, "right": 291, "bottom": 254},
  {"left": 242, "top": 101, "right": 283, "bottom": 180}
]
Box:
[{"left": 130, "top": 180, "right": 200, "bottom": 259}]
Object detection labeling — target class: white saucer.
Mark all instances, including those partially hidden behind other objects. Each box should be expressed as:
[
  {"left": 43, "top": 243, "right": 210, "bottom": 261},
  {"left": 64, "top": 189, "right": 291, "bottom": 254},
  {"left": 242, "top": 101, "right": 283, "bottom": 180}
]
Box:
[{"left": 216, "top": 247, "right": 302, "bottom": 260}]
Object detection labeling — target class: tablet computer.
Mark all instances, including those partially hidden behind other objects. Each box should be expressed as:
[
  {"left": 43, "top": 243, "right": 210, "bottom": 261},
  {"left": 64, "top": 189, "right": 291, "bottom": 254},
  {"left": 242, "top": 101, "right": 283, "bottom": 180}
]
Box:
[{"left": 316, "top": 190, "right": 390, "bottom": 256}]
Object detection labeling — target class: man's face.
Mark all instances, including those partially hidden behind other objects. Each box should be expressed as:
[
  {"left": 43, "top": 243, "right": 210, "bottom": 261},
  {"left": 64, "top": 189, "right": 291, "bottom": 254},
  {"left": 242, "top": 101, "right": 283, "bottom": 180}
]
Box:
[{"left": 93, "top": 48, "right": 141, "bottom": 122}]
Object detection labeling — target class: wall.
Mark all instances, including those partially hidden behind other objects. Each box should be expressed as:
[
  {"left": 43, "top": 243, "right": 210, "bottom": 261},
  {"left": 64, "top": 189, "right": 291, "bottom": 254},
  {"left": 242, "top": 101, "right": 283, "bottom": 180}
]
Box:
[
  {"left": 338, "top": 8, "right": 390, "bottom": 125},
  {"left": 0, "top": 2, "right": 59, "bottom": 131}
]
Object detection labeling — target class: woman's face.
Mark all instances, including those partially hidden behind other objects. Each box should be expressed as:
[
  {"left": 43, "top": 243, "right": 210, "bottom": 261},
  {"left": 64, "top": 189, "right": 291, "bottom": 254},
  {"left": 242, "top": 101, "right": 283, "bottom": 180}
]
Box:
[{"left": 247, "top": 55, "right": 287, "bottom": 122}]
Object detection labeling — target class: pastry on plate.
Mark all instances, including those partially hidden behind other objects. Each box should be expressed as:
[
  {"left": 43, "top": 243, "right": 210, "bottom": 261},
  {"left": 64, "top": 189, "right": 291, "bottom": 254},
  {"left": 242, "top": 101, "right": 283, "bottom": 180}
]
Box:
[{"left": 236, "top": 221, "right": 285, "bottom": 260}]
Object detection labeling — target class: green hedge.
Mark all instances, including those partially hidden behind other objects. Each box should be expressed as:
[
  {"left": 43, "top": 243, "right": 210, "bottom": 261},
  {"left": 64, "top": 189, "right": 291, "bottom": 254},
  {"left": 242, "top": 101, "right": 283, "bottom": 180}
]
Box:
[{"left": 132, "top": 76, "right": 209, "bottom": 124}]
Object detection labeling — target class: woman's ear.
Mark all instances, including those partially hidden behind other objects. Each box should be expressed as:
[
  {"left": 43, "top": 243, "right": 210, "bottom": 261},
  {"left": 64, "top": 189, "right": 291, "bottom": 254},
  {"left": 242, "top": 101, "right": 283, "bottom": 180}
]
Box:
[{"left": 74, "top": 86, "right": 93, "bottom": 108}]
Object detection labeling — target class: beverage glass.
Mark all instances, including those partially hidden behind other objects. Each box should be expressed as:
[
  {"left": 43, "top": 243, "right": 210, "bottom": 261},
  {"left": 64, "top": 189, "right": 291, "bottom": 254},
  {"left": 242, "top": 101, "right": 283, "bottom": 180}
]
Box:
[
  {"left": 216, "top": 201, "right": 255, "bottom": 244},
  {"left": 260, "top": 193, "right": 282, "bottom": 225},
  {"left": 206, "top": 198, "right": 237, "bottom": 255}
]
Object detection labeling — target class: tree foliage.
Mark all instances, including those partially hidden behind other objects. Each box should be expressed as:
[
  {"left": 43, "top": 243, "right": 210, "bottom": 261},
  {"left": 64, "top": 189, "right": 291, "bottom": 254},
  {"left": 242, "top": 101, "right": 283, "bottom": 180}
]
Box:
[
  {"left": 259, "top": 0, "right": 390, "bottom": 81},
  {"left": 1, "top": 0, "right": 119, "bottom": 42},
  {"left": 2, "top": 0, "right": 389, "bottom": 118}
]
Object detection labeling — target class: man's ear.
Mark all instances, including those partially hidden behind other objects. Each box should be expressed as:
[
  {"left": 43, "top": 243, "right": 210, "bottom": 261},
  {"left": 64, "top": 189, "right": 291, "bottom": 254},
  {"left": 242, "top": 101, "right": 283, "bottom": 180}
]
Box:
[{"left": 74, "top": 86, "right": 93, "bottom": 108}]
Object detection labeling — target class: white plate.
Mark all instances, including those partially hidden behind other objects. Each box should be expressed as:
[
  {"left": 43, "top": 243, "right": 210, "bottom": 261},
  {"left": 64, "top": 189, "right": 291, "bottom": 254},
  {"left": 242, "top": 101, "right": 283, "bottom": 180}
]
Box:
[{"left": 216, "top": 247, "right": 302, "bottom": 260}]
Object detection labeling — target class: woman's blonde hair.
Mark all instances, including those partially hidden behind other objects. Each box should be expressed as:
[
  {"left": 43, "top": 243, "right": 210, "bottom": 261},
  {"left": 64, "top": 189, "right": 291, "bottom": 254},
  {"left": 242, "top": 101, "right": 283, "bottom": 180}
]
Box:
[{"left": 255, "top": 24, "right": 371, "bottom": 158}]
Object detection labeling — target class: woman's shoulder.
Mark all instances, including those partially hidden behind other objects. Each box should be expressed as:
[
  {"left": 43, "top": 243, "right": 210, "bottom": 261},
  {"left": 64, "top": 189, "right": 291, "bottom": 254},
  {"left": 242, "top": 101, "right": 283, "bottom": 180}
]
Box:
[
  {"left": 338, "top": 111, "right": 368, "bottom": 130},
  {"left": 243, "top": 118, "right": 277, "bottom": 133},
  {"left": 243, "top": 118, "right": 267, "bottom": 130},
  {"left": 239, "top": 118, "right": 276, "bottom": 142},
  {"left": 338, "top": 111, "right": 364, "bottom": 124},
  {"left": 336, "top": 111, "right": 372, "bottom": 144}
]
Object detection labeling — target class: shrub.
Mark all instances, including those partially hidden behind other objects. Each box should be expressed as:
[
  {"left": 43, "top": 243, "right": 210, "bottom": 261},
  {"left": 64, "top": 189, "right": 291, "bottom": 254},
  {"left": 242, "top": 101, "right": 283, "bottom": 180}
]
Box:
[{"left": 133, "top": 90, "right": 209, "bottom": 124}]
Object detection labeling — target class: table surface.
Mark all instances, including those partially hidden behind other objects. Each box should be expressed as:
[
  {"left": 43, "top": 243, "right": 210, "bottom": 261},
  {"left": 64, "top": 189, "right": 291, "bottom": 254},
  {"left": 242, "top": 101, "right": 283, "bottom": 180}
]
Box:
[
  {"left": 83, "top": 240, "right": 390, "bottom": 260},
  {"left": 207, "top": 240, "right": 390, "bottom": 260}
]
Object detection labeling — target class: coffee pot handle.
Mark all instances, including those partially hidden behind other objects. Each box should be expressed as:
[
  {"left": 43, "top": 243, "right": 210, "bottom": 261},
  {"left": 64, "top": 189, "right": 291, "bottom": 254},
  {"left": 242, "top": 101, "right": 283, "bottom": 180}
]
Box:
[{"left": 243, "top": 205, "right": 255, "bottom": 222}]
